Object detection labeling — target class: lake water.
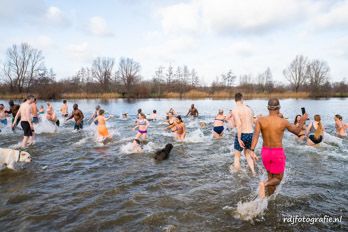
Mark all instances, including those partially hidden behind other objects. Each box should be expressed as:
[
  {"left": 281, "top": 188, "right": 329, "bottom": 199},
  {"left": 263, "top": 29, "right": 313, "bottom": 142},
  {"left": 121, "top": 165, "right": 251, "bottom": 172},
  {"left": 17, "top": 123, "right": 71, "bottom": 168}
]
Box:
[{"left": 0, "top": 98, "right": 347, "bottom": 231}]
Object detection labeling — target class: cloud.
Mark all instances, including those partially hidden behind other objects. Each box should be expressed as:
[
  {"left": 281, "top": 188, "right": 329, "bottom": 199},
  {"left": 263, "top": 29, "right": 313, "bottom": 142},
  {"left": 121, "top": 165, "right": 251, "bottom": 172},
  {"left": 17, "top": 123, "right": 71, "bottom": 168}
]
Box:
[
  {"left": 45, "top": 6, "right": 70, "bottom": 27},
  {"left": 0, "top": 0, "right": 46, "bottom": 24},
  {"left": 312, "top": 1, "right": 348, "bottom": 29},
  {"left": 67, "top": 42, "right": 90, "bottom": 60},
  {"left": 228, "top": 41, "right": 255, "bottom": 57},
  {"left": 88, "top": 16, "right": 114, "bottom": 37}
]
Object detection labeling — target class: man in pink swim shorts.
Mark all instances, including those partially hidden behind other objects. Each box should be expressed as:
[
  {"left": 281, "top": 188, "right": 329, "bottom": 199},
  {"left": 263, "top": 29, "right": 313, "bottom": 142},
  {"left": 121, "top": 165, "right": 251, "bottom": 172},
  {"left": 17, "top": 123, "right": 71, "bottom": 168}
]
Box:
[{"left": 250, "top": 98, "right": 308, "bottom": 198}]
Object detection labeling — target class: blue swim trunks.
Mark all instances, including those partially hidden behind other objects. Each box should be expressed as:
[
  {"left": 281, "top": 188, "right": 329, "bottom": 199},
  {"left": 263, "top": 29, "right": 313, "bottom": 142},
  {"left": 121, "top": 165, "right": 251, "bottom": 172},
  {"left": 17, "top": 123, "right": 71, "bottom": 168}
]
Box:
[
  {"left": 234, "top": 133, "right": 253, "bottom": 151},
  {"left": 0, "top": 118, "right": 7, "bottom": 125}
]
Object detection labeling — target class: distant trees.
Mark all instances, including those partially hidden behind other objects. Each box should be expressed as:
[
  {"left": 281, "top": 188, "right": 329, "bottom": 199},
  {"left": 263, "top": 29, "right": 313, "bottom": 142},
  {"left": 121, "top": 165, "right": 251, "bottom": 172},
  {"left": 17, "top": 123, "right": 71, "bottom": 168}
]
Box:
[
  {"left": 117, "top": 57, "right": 141, "bottom": 95},
  {"left": 256, "top": 67, "right": 274, "bottom": 93},
  {"left": 92, "top": 57, "right": 115, "bottom": 91},
  {"left": 2, "top": 43, "right": 45, "bottom": 93},
  {"left": 283, "top": 55, "right": 309, "bottom": 93},
  {"left": 307, "top": 59, "right": 330, "bottom": 91}
]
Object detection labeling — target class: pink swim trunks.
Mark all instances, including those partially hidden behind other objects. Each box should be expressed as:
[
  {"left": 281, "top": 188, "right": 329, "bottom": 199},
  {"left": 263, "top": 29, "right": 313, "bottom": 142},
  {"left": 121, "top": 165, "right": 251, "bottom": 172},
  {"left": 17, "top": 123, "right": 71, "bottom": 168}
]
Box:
[{"left": 261, "top": 147, "right": 286, "bottom": 174}]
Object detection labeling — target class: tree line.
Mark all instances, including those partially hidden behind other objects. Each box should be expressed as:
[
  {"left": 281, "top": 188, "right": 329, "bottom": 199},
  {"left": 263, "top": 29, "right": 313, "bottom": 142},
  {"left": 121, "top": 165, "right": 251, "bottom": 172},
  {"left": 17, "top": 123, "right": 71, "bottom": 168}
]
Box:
[{"left": 0, "top": 42, "right": 347, "bottom": 99}]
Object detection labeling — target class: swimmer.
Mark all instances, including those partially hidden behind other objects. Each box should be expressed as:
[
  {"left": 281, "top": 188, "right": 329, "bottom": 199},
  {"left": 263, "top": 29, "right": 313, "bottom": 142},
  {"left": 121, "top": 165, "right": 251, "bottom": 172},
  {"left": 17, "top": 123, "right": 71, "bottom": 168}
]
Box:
[
  {"left": 12, "top": 95, "right": 36, "bottom": 148},
  {"left": 168, "top": 108, "right": 177, "bottom": 116},
  {"left": 199, "top": 121, "right": 207, "bottom": 128},
  {"left": 66, "top": 104, "right": 84, "bottom": 130},
  {"left": 306, "top": 115, "right": 324, "bottom": 146},
  {"left": 94, "top": 109, "right": 112, "bottom": 142},
  {"left": 249, "top": 98, "right": 308, "bottom": 198},
  {"left": 5, "top": 100, "right": 20, "bottom": 130},
  {"left": 165, "top": 112, "right": 176, "bottom": 127},
  {"left": 132, "top": 139, "right": 143, "bottom": 153},
  {"left": 334, "top": 114, "right": 347, "bottom": 137},
  {"left": 137, "top": 108, "right": 142, "bottom": 119},
  {"left": 46, "top": 102, "right": 59, "bottom": 126},
  {"left": 186, "top": 104, "right": 199, "bottom": 117},
  {"left": 225, "top": 109, "right": 235, "bottom": 130},
  {"left": 31, "top": 98, "right": 39, "bottom": 124},
  {"left": 212, "top": 109, "right": 226, "bottom": 139},
  {"left": 60, "top": 100, "right": 69, "bottom": 117},
  {"left": 89, "top": 105, "right": 101, "bottom": 125},
  {"left": 0, "top": 104, "right": 9, "bottom": 131},
  {"left": 231, "top": 93, "right": 256, "bottom": 175},
  {"left": 168, "top": 115, "right": 186, "bottom": 141},
  {"left": 149, "top": 110, "right": 157, "bottom": 121},
  {"left": 122, "top": 113, "right": 128, "bottom": 120},
  {"left": 133, "top": 113, "right": 149, "bottom": 140},
  {"left": 39, "top": 105, "right": 45, "bottom": 115},
  {"left": 294, "top": 114, "right": 306, "bottom": 141}
]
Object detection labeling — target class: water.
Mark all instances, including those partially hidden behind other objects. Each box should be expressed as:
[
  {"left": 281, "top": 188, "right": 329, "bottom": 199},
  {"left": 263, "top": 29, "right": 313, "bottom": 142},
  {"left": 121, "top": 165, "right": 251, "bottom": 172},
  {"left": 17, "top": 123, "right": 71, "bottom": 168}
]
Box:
[{"left": 0, "top": 98, "right": 347, "bottom": 231}]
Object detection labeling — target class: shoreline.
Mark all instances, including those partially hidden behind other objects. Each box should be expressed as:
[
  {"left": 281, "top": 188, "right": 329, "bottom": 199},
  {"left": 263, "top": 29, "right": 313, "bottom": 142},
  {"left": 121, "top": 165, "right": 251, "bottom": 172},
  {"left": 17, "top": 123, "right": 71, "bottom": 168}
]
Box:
[{"left": 0, "top": 91, "right": 347, "bottom": 100}]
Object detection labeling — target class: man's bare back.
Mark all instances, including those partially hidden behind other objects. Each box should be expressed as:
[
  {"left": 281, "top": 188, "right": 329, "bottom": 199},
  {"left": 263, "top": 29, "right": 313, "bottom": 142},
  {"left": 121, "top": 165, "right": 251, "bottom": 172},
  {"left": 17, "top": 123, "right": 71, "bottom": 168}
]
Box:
[
  {"left": 19, "top": 102, "right": 32, "bottom": 122},
  {"left": 233, "top": 103, "right": 254, "bottom": 133}
]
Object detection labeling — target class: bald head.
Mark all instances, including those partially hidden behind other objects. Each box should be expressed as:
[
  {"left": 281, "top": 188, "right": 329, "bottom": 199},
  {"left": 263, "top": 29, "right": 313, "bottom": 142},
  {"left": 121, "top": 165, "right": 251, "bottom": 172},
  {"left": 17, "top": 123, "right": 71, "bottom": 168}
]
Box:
[{"left": 267, "top": 98, "right": 280, "bottom": 111}]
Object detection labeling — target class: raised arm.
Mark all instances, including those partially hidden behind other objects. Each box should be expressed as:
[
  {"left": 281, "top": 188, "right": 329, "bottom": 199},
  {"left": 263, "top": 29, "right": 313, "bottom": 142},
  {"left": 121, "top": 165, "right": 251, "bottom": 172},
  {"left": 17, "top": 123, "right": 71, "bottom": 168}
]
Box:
[{"left": 287, "top": 113, "right": 308, "bottom": 135}]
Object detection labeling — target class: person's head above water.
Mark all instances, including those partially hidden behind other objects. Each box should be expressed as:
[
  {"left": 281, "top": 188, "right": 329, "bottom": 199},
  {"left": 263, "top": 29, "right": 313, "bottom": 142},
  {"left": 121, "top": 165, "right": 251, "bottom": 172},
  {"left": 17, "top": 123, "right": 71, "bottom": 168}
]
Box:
[
  {"left": 153, "top": 110, "right": 157, "bottom": 113},
  {"left": 99, "top": 109, "right": 105, "bottom": 115},
  {"left": 73, "top": 104, "right": 78, "bottom": 110},
  {"left": 235, "top": 92, "right": 243, "bottom": 102},
  {"left": 294, "top": 114, "right": 301, "bottom": 124},
  {"left": 267, "top": 98, "right": 280, "bottom": 111},
  {"left": 191, "top": 104, "right": 194, "bottom": 108},
  {"left": 218, "top": 109, "right": 224, "bottom": 115},
  {"left": 138, "top": 108, "right": 142, "bottom": 114},
  {"left": 96, "top": 105, "right": 101, "bottom": 111},
  {"left": 9, "top": 100, "right": 14, "bottom": 107},
  {"left": 176, "top": 115, "right": 183, "bottom": 123},
  {"left": 26, "top": 95, "right": 35, "bottom": 104},
  {"left": 63, "top": 100, "right": 67, "bottom": 104},
  {"left": 335, "top": 114, "right": 342, "bottom": 121},
  {"left": 0, "top": 104, "right": 4, "bottom": 110}
]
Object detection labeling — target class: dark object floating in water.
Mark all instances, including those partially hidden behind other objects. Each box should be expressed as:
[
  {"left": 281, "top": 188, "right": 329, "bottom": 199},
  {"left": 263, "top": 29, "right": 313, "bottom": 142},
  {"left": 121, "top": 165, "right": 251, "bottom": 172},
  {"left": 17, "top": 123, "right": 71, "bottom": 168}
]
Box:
[{"left": 154, "top": 143, "right": 173, "bottom": 161}]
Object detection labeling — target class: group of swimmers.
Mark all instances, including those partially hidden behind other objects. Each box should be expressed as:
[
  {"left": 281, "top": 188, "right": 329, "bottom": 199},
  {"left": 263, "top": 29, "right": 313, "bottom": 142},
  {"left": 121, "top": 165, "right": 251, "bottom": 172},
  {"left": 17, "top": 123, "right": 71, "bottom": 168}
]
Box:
[{"left": 0, "top": 94, "right": 347, "bottom": 198}]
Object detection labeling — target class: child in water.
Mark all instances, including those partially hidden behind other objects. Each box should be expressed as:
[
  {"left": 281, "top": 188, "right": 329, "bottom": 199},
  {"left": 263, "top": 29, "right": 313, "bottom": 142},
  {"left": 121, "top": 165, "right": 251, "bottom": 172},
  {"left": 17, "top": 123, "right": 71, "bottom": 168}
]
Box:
[
  {"left": 94, "top": 109, "right": 112, "bottom": 142},
  {"left": 39, "top": 105, "right": 45, "bottom": 115}
]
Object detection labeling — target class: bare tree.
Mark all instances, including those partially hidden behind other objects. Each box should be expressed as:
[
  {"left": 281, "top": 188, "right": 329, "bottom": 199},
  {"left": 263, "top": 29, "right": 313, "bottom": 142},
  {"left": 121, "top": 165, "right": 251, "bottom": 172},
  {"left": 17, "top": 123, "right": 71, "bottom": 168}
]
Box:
[
  {"left": 190, "top": 68, "right": 199, "bottom": 87},
  {"left": 307, "top": 59, "right": 330, "bottom": 91},
  {"left": 283, "top": 55, "right": 309, "bottom": 92},
  {"left": 2, "top": 43, "right": 45, "bottom": 93},
  {"left": 221, "top": 70, "right": 236, "bottom": 87},
  {"left": 166, "top": 65, "right": 174, "bottom": 85},
  {"left": 117, "top": 57, "right": 141, "bottom": 95},
  {"left": 92, "top": 57, "right": 114, "bottom": 91},
  {"left": 153, "top": 66, "right": 164, "bottom": 96}
]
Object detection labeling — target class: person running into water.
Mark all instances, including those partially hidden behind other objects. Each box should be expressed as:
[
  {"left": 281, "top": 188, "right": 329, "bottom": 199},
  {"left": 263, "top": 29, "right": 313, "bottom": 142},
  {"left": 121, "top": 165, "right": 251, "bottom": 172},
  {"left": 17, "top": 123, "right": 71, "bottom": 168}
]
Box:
[
  {"left": 226, "top": 109, "right": 235, "bottom": 131},
  {"left": 90, "top": 105, "right": 101, "bottom": 125},
  {"left": 212, "top": 109, "right": 226, "bottom": 139},
  {"left": 334, "top": 114, "right": 347, "bottom": 137},
  {"left": 46, "top": 102, "right": 59, "bottom": 126},
  {"left": 306, "top": 115, "right": 324, "bottom": 146},
  {"left": 31, "top": 98, "right": 39, "bottom": 124},
  {"left": 5, "top": 100, "right": 20, "bottom": 130},
  {"left": 94, "top": 109, "right": 112, "bottom": 142},
  {"left": 39, "top": 105, "right": 45, "bottom": 115},
  {"left": 231, "top": 93, "right": 256, "bottom": 175},
  {"left": 60, "top": 100, "right": 69, "bottom": 117},
  {"left": 168, "top": 115, "right": 186, "bottom": 141},
  {"left": 0, "top": 104, "right": 8, "bottom": 131},
  {"left": 250, "top": 98, "right": 308, "bottom": 198},
  {"left": 132, "top": 139, "right": 143, "bottom": 153},
  {"left": 294, "top": 115, "right": 306, "bottom": 141},
  {"left": 67, "top": 104, "right": 84, "bottom": 130},
  {"left": 149, "top": 110, "right": 157, "bottom": 121},
  {"left": 133, "top": 113, "right": 149, "bottom": 140},
  {"left": 186, "top": 104, "right": 199, "bottom": 117},
  {"left": 12, "top": 95, "right": 35, "bottom": 148}
]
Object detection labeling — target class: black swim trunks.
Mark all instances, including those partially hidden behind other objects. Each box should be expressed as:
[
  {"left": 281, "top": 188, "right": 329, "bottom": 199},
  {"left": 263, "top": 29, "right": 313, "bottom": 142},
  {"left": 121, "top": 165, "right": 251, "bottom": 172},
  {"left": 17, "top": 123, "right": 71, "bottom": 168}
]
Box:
[{"left": 21, "top": 121, "right": 33, "bottom": 137}]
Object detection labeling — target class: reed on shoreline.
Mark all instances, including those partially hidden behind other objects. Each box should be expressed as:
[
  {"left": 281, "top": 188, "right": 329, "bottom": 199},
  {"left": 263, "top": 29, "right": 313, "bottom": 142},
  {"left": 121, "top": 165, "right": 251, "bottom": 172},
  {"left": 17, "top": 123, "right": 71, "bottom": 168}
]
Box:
[{"left": 0, "top": 90, "right": 347, "bottom": 100}]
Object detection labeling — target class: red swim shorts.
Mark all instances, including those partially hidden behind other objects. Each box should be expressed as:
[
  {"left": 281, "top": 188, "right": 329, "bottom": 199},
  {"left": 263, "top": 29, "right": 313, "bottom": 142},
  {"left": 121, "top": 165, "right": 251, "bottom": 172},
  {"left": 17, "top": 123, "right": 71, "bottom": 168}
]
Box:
[{"left": 261, "top": 147, "right": 286, "bottom": 174}]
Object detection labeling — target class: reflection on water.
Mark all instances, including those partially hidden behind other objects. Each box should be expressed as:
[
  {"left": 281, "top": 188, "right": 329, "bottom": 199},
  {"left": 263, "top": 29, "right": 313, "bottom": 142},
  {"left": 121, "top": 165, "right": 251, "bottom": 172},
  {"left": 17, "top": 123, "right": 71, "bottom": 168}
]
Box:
[{"left": 0, "top": 98, "right": 347, "bottom": 231}]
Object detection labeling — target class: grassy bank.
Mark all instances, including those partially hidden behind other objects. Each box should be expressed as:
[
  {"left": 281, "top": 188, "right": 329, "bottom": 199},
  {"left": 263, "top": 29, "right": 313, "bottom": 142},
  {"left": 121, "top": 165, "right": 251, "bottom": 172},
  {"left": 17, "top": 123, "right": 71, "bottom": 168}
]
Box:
[{"left": 0, "top": 91, "right": 347, "bottom": 100}]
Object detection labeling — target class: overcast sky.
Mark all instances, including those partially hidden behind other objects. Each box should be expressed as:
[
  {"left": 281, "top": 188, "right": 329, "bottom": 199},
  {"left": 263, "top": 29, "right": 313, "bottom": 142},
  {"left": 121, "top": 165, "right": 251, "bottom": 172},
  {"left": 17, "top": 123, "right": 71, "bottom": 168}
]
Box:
[{"left": 0, "top": 0, "right": 347, "bottom": 84}]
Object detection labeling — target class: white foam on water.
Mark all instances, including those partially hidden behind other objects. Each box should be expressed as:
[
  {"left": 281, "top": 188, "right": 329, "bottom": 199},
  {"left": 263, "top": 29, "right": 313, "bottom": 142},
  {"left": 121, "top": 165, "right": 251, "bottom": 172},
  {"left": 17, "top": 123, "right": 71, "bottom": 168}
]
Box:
[
  {"left": 74, "top": 137, "right": 89, "bottom": 146},
  {"left": 185, "top": 129, "right": 209, "bottom": 143},
  {"left": 120, "top": 142, "right": 139, "bottom": 154},
  {"left": 323, "top": 132, "right": 343, "bottom": 147},
  {"left": 233, "top": 197, "right": 269, "bottom": 221},
  {"left": 34, "top": 118, "right": 58, "bottom": 134},
  {"left": 120, "top": 141, "right": 157, "bottom": 154}
]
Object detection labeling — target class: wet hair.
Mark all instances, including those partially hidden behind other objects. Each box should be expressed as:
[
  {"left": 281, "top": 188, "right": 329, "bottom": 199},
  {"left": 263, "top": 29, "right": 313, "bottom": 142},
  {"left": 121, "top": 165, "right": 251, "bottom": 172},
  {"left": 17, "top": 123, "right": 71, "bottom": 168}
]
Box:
[
  {"left": 335, "top": 114, "right": 342, "bottom": 120},
  {"left": 99, "top": 109, "right": 105, "bottom": 115},
  {"left": 34, "top": 98, "right": 37, "bottom": 102},
  {"left": 0, "top": 104, "right": 4, "bottom": 109},
  {"left": 9, "top": 100, "right": 14, "bottom": 106},
  {"left": 140, "top": 113, "right": 146, "bottom": 118},
  {"left": 27, "top": 95, "right": 34, "bottom": 100},
  {"left": 267, "top": 98, "right": 280, "bottom": 111},
  {"left": 235, "top": 92, "right": 243, "bottom": 102},
  {"left": 314, "top": 114, "right": 323, "bottom": 139},
  {"left": 191, "top": 104, "right": 194, "bottom": 108},
  {"left": 63, "top": 100, "right": 67, "bottom": 104},
  {"left": 294, "top": 114, "right": 301, "bottom": 124},
  {"left": 96, "top": 105, "right": 101, "bottom": 110},
  {"left": 138, "top": 108, "right": 142, "bottom": 113},
  {"left": 176, "top": 115, "right": 183, "bottom": 123},
  {"left": 218, "top": 109, "right": 224, "bottom": 114},
  {"left": 153, "top": 110, "right": 157, "bottom": 113},
  {"left": 73, "top": 104, "right": 78, "bottom": 109}
]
